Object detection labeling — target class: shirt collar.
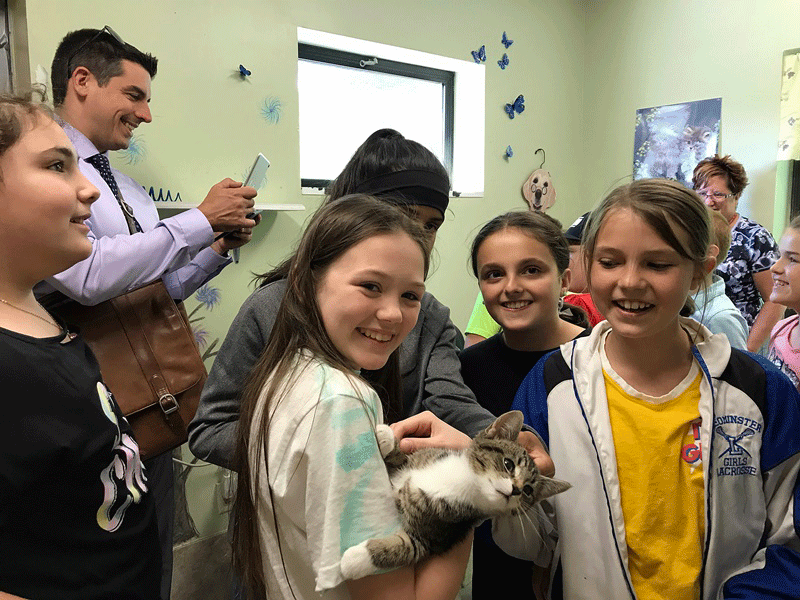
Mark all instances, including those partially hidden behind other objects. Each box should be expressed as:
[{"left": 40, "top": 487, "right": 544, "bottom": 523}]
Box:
[{"left": 58, "top": 119, "right": 103, "bottom": 160}]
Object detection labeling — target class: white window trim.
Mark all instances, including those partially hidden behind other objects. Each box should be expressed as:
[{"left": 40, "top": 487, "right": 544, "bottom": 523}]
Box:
[{"left": 297, "top": 27, "right": 485, "bottom": 197}]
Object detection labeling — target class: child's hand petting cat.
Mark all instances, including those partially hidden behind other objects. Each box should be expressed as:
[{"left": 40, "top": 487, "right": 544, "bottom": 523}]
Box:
[
  {"left": 390, "top": 411, "right": 471, "bottom": 453},
  {"left": 390, "top": 413, "right": 556, "bottom": 477},
  {"left": 516, "top": 430, "right": 555, "bottom": 478}
]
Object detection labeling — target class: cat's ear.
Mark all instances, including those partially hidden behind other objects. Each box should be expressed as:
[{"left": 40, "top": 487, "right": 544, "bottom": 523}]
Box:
[
  {"left": 479, "top": 410, "right": 524, "bottom": 441},
  {"left": 537, "top": 476, "right": 572, "bottom": 500}
]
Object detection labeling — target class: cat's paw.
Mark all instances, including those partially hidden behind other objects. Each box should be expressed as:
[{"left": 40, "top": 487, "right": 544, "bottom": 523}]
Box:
[
  {"left": 375, "top": 424, "right": 397, "bottom": 458},
  {"left": 341, "top": 541, "right": 375, "bottom": 580}
]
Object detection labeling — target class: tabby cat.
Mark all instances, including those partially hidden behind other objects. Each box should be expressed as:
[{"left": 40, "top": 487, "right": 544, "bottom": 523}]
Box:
[{"left": 339, "top": 410, "right": 570, "bottom": 580}]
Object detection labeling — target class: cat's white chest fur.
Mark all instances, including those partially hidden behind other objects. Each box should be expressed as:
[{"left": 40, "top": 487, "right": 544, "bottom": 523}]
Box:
[
  {"left": 391, "top": 454, "right": 514, "bottom": 513},
  {"left": 373, "top": 424, "right": 517, "bottom": 514}
]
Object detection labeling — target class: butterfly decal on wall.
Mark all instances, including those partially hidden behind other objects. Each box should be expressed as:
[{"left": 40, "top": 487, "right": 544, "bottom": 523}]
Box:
[
  {"left": 471, "top": 45, "right": 486, "bottom": 64},
  {"left": 239, "top": 64, "right": 251, "bottom": 77},
  {"left": 504, "top": 95, "right": 525, "bottom": 119},
  {"left": 505, "top": 145, "right": 513, "bottom": 159},
  {"left": 498, "top": 54, "right": 509, "bottom": 70},
  {"left": 501, "top": 31, "right": 513, "bottom": 49}
]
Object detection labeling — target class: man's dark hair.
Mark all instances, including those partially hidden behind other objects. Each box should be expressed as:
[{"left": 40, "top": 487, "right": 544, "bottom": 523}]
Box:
[{"left": 51, "top": 28, "right": 158, "bottom": 107}]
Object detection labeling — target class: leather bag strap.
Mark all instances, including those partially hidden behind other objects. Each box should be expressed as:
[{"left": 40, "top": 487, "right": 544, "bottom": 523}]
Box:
[{"left": 111, "top": 288, "right": 185, "bottom": 424}]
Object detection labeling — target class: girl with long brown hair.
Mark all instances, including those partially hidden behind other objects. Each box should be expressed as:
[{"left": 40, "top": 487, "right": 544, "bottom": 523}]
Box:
[{"left": 232, "top": 195, "right": 471, "bottom": 600}]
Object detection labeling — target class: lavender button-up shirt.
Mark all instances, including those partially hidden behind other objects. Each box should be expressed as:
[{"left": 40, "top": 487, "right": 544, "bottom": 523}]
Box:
[{"left": 38, "top": 122, "right": 230, "bottom": 304}]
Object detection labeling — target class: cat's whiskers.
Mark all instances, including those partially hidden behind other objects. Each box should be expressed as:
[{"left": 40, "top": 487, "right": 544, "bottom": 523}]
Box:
[
  {"left": 519, "top": 505, "right": 546, "bottom": 546},
  {"left": 515, "top": 510, "right": 529, "bottom": 548}
]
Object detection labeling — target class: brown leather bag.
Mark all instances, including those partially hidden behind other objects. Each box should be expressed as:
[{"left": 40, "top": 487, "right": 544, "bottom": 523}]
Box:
[{"left": 46, "top": 281, "right": 207, "bottom": 460}]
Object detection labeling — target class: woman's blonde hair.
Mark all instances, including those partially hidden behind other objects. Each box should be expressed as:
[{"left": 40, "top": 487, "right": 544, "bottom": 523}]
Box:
[{"left": 708, "top": 209, "right": 731, "bottom": 269}]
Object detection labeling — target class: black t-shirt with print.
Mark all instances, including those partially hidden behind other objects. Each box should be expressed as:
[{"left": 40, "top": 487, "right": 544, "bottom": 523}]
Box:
[{"left": 0, "top": 327, "right": 160, "bottom": 600}]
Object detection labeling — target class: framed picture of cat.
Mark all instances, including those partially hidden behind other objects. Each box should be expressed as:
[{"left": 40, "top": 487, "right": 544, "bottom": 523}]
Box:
[{"left": 633, "top": 97, "right": 722, "bottom": 188}]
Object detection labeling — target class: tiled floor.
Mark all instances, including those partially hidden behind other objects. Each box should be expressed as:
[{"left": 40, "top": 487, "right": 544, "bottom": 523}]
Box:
[{"left": 171, "top": 533, "right": 231, "bottom": 600}]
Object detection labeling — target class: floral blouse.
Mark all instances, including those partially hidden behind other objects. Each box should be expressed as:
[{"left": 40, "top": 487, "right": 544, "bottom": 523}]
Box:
[{"left": 716, "top": 215, "right": 779, "bottom": 327}]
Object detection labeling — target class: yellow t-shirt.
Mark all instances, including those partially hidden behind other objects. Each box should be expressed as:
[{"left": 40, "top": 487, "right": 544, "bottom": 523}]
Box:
[{"left": 602, "top": 350, "right": 705, "bottom": 600}]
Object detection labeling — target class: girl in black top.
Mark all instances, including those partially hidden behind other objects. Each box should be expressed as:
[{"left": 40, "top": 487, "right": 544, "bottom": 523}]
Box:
[
  {"left": 0, "top": 96, "right": 160, "bottom": 600},
  {"left": 460, "top": 210, "right": 589, "bottom": 600}
]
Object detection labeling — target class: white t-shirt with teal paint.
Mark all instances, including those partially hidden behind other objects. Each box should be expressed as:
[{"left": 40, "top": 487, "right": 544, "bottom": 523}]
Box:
[{"left": 251, "top": 351, "right": 402, "bottom": 599}]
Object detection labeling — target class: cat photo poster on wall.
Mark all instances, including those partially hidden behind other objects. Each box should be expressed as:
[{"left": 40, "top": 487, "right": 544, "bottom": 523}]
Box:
[{"left": 633, "top": 97, "right": 721, "bottom": 187}]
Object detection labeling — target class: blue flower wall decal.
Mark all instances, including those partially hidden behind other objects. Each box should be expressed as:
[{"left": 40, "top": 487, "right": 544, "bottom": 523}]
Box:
[
  {"left": 118, "top": 134, "right": 146, "bottom": 165},
  {"left": 261, "top": 96, "right": 282, "bottom": 124}
]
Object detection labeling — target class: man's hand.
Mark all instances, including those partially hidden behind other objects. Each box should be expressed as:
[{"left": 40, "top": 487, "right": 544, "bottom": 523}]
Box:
[
  {"left": 197, "top": 178, "right": 257, "bottom": 231},
  {"left": 390, "top": 411, "right": 471, "bottom": 453},
  {"left": 211, "top": 215, "right": 262, "bottom": 255},
  {"left": 517, "top": 430, "right": 555, "bottom": 477}
]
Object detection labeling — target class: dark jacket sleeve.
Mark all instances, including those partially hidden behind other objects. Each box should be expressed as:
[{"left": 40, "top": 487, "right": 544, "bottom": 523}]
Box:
[
  {"left": 722, "top": 359, "right": 800, "bottom": 598},
  {"left": 511, "top": 351, "right": 558, "bottom": 449},
  {"left": 417, "top": 296, "right": 496, "bottom": 437},
  {"left": 187, "top": 281, "right": 284, "bottom": 469}
]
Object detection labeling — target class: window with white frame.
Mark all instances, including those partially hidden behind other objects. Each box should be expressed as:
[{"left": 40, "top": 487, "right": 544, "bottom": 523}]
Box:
[{"left": 297, "top": 28, "right": 484, "bottom": 196}]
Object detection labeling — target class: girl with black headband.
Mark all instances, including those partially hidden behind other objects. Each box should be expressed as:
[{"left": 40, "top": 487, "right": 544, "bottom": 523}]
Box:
[{"left": 189, "top": 128, "right": 550, "bottom": 469}]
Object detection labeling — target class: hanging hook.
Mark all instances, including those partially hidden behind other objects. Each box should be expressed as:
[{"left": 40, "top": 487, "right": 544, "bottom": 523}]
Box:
[{"left": 535, "top": 148, "right": 546, "bottom": 169}]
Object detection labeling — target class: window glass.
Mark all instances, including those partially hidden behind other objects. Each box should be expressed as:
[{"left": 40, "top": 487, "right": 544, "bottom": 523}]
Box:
[{"left": 298, "top": 59, "right": 445, "bottom": 183}]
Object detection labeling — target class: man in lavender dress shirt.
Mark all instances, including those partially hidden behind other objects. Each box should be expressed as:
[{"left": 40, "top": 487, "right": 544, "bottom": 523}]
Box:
[{"left": 36, "top": 27, "right": 260, "bottom": 599}]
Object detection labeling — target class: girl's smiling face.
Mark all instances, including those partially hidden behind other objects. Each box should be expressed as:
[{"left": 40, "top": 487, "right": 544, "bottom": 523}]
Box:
[
  {"left": 589, "top": 208, "right": 703, "bottom": 342},
  {"left": 0, "top": 115, "right": 99, "bottom": 280},
  {"left": 770, "top": 227, "right": 800, "bottom": 312},
  {"left": 315, "top": 231, "right": 426, "bottom": 371},
  {"left": 476, "top": 227, "right": 569, "bottom": 337}
]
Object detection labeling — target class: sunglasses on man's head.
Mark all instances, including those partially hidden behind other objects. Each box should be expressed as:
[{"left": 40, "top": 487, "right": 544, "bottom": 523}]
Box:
[{"left": 65, "top": 26, "right": 126, "bottom": 80}]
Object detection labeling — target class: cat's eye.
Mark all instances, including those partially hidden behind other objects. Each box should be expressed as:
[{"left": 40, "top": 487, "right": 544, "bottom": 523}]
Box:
[
  {"left": 503, "top": 458, "right": 515, "bottom": 473},
  {"left": 522, "top": 485, "right": 533, "bottom": 496}
]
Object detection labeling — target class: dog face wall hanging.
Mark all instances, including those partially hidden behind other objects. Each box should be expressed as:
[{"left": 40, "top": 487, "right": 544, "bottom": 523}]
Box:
[{"left": 522, "top": 169, "right": 556, "bottom": 211}]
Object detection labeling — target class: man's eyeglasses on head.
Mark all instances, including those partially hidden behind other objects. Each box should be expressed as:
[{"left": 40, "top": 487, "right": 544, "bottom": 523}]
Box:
[
  {"left": 65, "top": 26, "right": 126, "bottom": 80},
  {"left": 696, "top": 189, "right": 735, "bottom": 200}
]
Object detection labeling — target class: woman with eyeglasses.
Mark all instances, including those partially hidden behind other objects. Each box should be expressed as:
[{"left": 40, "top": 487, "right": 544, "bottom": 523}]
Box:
[{"left": 692, "top": 155, "right": 783, "bottom": 353}]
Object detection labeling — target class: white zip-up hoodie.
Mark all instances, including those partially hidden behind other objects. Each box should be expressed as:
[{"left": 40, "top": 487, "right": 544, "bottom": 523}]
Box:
[{"left": 494, "top": 318, "right": 800, "bottom": 599}]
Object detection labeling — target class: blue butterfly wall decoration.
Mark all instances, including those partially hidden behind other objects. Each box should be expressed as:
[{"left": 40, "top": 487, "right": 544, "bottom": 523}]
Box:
[
  {"left": 471, "top": 45, "right": 486, "bottom": 64},
  {"left": 505, "top": 145, "right": 513, "bottom": 159},
  {"left": 504, "top": 95, "right": 525, "bottom": 119},
  {"left": 239, "top": 64, "right": 251, "bottom": 77},
  {"left": 501, "top": 31, "right": 514, "bottom": 49},
  {"left": 498, "top": 54, "right": 509, "bottom": 70}
]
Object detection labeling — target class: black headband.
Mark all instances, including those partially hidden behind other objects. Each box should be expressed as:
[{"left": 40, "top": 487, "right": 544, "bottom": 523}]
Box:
[{"left": 354, "top": 169, "right": 450, "bottom": 216}]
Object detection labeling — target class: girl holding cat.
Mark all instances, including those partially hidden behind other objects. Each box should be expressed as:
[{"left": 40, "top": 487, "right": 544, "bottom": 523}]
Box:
[
  {"left": 0, "top": 96, "right": 161, "bottom": 599},
  {"left": 232, "top": 195, "right": 472, "bottom": 600},
  {"left": 497, "top": 179, "right": 800, "bottom": 599},
  {"left": 459, "top": 210, "right": 589, "bottom": 598}
]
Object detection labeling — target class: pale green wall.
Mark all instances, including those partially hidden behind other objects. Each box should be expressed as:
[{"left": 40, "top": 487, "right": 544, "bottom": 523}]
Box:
[
  {"left": 582, "top": 0, "right": 798, "bottom": 236},
  {"left": 26, "top": 0, "right": 587, "bottom": 335},
  {"left": 25, "top": 0, "right": 586, "bottom": 536}
]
